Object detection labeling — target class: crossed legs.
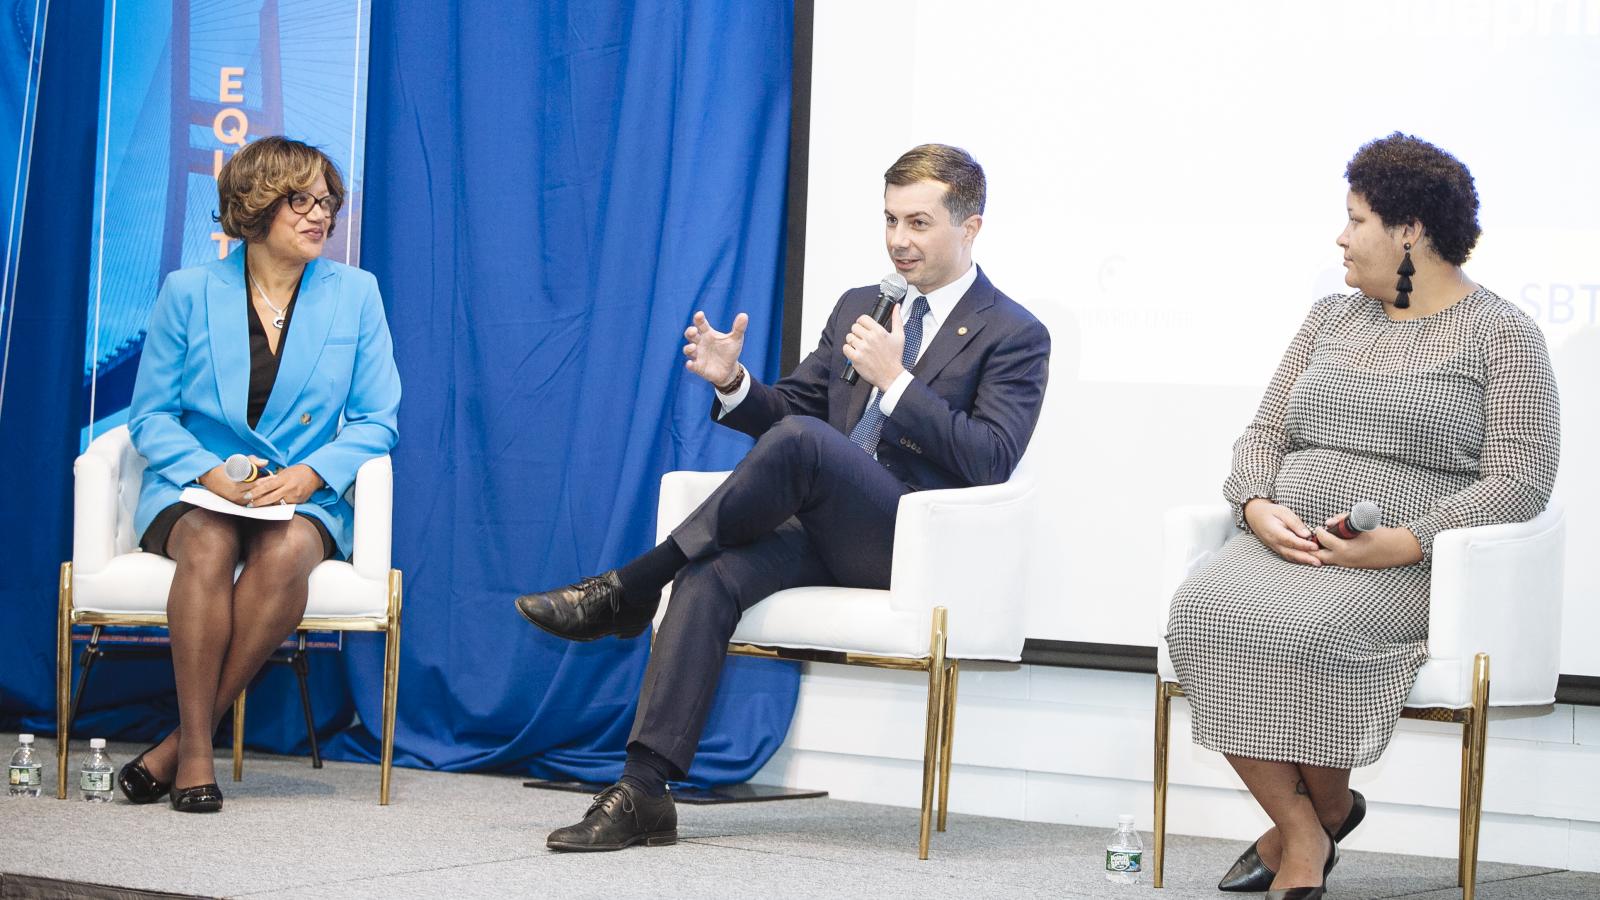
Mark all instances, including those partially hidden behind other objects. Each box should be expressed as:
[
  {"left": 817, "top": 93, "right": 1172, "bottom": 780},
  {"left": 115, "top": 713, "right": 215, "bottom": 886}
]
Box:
[
  {"left": 1226, "top": 754, "right": 1350, "bottom": 890},
  {"left": 140, "top": 509, "right": 324, "bottom": 790}
]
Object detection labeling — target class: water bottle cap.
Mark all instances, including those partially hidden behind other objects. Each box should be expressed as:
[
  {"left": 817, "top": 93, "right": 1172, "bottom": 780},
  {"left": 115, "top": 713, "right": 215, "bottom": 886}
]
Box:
[
  {"left": 1117, "top": 814, "right": 1135, "bottom": 825},
  {"left": 90, "top": 738, "right": 106, "bottom": 749},
  {"left": 18, "top": 734, "right": 33, "bottom": 744}
]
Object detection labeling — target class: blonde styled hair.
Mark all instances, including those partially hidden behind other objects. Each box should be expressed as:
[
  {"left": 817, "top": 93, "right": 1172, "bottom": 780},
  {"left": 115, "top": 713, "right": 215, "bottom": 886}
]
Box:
[{"left": 215, "top": 136, "right": 345, "bottom": 242}]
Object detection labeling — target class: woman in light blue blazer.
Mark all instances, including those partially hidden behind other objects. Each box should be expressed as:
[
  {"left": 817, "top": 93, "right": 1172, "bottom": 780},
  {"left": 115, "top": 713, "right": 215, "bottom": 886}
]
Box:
[{"left": 118, "top": 136, "right": 401, "bottom": 812}]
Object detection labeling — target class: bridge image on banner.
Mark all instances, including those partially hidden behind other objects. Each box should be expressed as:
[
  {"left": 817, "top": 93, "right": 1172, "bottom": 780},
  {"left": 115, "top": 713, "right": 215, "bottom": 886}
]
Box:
[{"left": 82, "top": 0, "right": 371, "bottom": 444}]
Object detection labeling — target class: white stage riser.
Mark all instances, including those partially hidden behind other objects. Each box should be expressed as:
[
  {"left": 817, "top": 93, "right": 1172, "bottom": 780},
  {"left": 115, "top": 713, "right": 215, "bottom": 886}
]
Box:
[{"left": 750, "top": 663, "right": 1600, "bottom": 872}]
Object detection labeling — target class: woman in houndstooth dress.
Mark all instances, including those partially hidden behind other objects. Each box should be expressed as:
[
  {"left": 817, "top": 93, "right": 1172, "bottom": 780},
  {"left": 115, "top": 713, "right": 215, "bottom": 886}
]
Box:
[{"left": 1166, "top": 134, "right": 1560, "bottom": 898}]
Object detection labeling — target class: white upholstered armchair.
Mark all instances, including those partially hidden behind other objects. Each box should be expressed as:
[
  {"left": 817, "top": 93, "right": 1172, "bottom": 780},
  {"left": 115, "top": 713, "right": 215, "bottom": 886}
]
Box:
[
  {"left": 57, "top": 425, "right": 403, "bottom": 803},
  {"left": 1151, "top": 501, "right": 1566, "bottom": 899},
  {"left": 653, "top": 451, "right": 1040, "bottom": 859}
]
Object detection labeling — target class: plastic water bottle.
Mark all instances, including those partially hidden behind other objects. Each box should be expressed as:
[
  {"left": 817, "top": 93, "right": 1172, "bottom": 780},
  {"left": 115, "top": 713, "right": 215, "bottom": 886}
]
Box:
[
  {"left": 8, "top": 734, "right": 42, "bottom": 798},
  {"left": 79, "top": 738, "right": 114, "bottom": 802},
  {"left": 1105, "top": 813, "right": 1144, "bottom": 884}
]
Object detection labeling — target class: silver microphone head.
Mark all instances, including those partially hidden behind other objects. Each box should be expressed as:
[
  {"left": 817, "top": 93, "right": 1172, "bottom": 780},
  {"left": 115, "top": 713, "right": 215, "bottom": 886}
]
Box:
[
  {"left": 1348, "top": 500, "right": 1382, "bottom": 533},
  {"left": 223, "top": 454, "right": 256, "bottom": 483},
  {"left": 879, "top": 272, "right": 909, "bottom": 303}
]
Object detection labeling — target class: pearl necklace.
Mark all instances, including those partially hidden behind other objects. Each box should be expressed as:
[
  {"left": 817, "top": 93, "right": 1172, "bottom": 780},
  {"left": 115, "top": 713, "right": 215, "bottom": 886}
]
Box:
[{"left": 248, "top": 272, "right": 289, "bottom": 329}]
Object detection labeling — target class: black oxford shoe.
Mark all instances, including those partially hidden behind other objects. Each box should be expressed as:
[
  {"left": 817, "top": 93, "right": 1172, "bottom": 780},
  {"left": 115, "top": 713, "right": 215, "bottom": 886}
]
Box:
[
  {"left": 514, "top": 571, "right": 657, "bottom": 642},
  {"left": 1219, "top": 789, "right": 1364, "bottom": 892},
  {"left": 546, "top": 781, "right": 677, "bottom": 852}
]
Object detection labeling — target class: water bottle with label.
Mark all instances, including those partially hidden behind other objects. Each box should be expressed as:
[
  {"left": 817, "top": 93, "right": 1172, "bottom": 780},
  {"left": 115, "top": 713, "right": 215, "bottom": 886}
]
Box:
[
  {"left": 79, "top": 738, "right": 114, "bottom": 802},
  {"left": 8, "top": 734, "right": 43, "bottom": 798},
  {"left": 1105, "top": 813, "right": 1144, "bottom": 884}
]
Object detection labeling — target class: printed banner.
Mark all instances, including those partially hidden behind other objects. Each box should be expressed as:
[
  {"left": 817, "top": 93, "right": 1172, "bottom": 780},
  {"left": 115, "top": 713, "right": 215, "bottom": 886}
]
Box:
[
  {"left": 83, "top": 0, "right": 372, "bottom": 442},
  {"left": 0, "top": 0, "right": 47, "bottom": 420}
]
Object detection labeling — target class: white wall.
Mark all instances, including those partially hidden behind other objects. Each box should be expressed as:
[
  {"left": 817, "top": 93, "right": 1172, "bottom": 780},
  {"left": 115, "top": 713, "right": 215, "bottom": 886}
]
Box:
[
  {"left": 753, "top": 662, "right": 1600, "bottom": 872},
  {"left": 802, "top": 0, "right": 1600, "bottom": 673}
]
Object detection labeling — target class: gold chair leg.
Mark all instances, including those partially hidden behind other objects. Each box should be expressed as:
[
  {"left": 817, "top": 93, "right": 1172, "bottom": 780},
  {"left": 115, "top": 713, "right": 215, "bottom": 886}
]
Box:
[
  {"left": 56, "top": 562, "right": 73, "bottom": 800},
  {"left": 917, "top": 606, "right": 949, "bottom": 860},
  {"left": 232, "top": 691, "right": 247, "bottom": 781},
  {"left": 936, "top": 659, "right": 960, "bottom": 832},
  {"left": 380, "top": 569, "right": 404, "bottom": 805},
  {"left": 1153, "top": 679, "right": 1178, "bottom": 889},
  {"left": 1459, "top": 653, "right": 1490, "bottom": 900}
]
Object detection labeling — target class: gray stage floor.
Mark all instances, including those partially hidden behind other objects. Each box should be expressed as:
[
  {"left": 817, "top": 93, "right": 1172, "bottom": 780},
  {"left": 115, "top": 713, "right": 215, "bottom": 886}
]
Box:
[{"left": 1, "top": 739, "right": 1594, "bottom": 899}]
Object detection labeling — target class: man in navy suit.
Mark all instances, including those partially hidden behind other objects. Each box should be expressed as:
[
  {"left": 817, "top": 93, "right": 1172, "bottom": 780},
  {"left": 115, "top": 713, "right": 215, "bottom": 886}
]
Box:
[{"left": 517, "top": 144, "right": 1051, "bottom": 851}]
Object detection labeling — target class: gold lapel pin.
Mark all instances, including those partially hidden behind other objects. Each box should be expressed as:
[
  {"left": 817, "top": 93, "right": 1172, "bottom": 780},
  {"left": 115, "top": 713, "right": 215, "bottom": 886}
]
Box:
[
  {"left": 957, "top": 326, "right": 968, "bottom": 336},
  {"left": 300, "top": 413, "right": 312, "bottom": 425}
]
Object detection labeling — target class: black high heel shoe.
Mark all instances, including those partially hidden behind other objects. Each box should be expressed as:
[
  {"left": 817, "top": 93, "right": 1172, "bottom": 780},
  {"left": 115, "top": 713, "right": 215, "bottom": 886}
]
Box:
[
  {"left": 1263, "top": 833, "right": 1337, "bottom": 900},
  {"left": 170, "top": 782, "right": 223, "bottom": 813},
  {"left": 116, "top": 746, "right": 172, "bottom": 804},
  {"left": 1218, "top": 789, "right": 1364, "bottom": 891}
]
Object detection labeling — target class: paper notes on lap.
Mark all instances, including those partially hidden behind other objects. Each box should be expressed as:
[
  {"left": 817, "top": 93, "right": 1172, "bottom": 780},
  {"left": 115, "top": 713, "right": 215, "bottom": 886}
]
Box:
[{"left": 179, "top": 486, "right": 296, "bottom": 521}]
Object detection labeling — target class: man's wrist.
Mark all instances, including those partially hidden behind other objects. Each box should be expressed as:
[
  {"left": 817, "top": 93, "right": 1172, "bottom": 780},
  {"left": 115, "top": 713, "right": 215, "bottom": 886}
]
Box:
[{"left": 715, "top": 364, "right": 746, "bottom": 395}]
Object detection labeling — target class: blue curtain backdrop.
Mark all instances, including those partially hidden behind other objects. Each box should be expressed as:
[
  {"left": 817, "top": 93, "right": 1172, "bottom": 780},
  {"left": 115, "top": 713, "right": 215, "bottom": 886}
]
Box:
[{"left": 1, "top": 0, "right": 798, "bottom": 788}]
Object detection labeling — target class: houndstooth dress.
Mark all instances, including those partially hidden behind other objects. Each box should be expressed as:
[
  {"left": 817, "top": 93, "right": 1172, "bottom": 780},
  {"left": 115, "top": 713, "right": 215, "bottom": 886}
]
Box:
[{"left": 1166, "top": 288, "right": 1560, "bottom": 768}]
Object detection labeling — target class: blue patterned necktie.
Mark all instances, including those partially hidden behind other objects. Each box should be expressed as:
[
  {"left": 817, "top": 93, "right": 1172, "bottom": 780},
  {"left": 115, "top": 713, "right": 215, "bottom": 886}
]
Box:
[{"left": 848, "top": 294, "right": 931, "bottom": 454}]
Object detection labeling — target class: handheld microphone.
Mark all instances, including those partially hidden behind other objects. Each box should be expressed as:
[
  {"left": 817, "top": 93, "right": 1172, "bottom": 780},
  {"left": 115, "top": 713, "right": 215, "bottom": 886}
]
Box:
[
  {"left": 224, "top": 454, "right": 267, "bottom": 483},
  {"left": 841, "top": 272, "right": 909, "bottom": 385},
  {"left": 1325, "top": 500, "right": 1382, "bottom": 541}
]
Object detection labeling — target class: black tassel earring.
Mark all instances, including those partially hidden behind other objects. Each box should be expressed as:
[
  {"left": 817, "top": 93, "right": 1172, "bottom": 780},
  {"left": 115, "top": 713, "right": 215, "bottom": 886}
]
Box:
[{"left": 1394, "top": 242, "right": 1415, "bottom": 310}]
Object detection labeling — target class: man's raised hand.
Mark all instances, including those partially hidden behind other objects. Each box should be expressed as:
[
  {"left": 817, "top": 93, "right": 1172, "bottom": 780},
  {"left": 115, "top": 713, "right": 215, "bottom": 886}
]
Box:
[{"left": 683, "top": 311, "right": 748, "bottom": 388}]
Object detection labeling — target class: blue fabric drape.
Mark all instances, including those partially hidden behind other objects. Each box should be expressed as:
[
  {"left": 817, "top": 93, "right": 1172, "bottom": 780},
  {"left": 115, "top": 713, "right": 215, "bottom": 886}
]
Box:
[
  {"left": 323, "top": 1, "right": 798, "bottom": 784},
  {"left": 1, "top": 0, "right": 797, "bottom": 789}
]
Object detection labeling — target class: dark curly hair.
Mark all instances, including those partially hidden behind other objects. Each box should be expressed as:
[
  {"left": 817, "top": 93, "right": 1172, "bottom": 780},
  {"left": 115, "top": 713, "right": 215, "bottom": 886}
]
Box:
[{"left": 1344, "top": 133, "right": 1480, "bottom": 266}]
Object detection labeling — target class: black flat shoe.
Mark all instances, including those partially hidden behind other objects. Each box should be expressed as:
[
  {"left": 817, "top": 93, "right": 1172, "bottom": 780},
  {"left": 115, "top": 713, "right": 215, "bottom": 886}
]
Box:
[
  {"left": 170, "top": 782, "right": 223, "bottom": 813},
  {"left": 116, "top": 748, "right": 171, "bottom": 804},
  {"left": 546, "top": 781, "right": 676, "bottom": 852},
  {"left": 1218, "top": 789, "right": 1364, "bottom": 892},
  {"left": 515, "top": 571, "right": 658, "bottom": 642}
]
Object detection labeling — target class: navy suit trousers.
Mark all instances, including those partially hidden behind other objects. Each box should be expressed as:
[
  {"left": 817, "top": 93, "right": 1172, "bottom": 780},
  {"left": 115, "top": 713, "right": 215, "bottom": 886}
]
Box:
[{"left": 630, "top": 415, "right": 912, "bottom": 773}]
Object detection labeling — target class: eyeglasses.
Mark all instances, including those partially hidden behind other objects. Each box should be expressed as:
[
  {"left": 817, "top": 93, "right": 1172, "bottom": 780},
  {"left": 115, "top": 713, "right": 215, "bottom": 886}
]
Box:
[{"left": 285, "top": 191, "right": 340, "bottom": 217}]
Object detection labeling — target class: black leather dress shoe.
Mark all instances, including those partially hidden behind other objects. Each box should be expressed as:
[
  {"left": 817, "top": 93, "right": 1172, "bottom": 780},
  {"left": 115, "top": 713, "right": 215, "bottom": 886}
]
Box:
[
  {"left": 546, "top": 781, "right": 677, "bottom": 852},
  {"left": 1259, "top": 828, "right": 1337, "bottom": 900},
  {"left": 170, "top": 782, "right": 223, "bottom": 813},
  {"left": 515, "top": 571, "right": 657, "bottom": 642},
  {"left": 116, "top": 748, "right": 171, "bottom": 804},
  {"left": 1219, "top": 789, "right": 1364, "bottom": 891}
]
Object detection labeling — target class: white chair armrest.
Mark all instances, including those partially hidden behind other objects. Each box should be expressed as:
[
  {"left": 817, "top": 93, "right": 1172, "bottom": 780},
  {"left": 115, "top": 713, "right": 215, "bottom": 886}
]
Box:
[
  {"left": 1426, "top": 501, "right": 1566, "bottom": 707},
  {"left": 74, "top": 427, "right": 140, "bottom": 574},
  {"left": 888, "top": 462, "right": 1038, "bottom": 660},
  {"left": 1157, "top": 503, "right": 1236, "bottom": 679},
  {"left": 349, "top": 455, "right": 394, "bottom": 580},
  {"left": 655, "top": 470, "right": 732, "bottom": 544}
]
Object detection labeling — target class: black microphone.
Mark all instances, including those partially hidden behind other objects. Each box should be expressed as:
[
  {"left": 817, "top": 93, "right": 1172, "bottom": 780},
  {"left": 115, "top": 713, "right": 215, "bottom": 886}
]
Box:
[
  {"left": 841, "top": 272, "right": 909, "bottom": 385},
  {"left": 1324, "top": 500, "right": 1382, "bottom": 541}
]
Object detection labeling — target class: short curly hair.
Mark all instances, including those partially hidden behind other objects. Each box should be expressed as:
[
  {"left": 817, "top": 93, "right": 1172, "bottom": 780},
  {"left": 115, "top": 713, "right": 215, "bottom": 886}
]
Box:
[
  {"left": 215, "top": 136, "right": 344, "bottom": 242},
  {"left": 1345, "top": 132, "right": 1480, "bottom": 266}
]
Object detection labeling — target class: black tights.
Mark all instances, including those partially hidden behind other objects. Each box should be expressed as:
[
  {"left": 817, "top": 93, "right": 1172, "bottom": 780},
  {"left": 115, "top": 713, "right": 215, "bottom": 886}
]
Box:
[{"left": 142, "top": 509, "right": 325, "bottom": 790}]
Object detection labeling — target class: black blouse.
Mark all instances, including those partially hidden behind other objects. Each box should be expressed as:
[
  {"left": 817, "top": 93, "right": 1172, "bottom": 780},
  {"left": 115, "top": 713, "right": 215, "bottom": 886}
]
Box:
[{"left": 244, "top": 260, "right": 305, "bottom": 430}]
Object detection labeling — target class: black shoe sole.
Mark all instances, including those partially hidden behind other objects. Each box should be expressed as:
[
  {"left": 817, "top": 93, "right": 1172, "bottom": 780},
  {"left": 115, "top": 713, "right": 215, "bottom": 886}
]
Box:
[{"left": 546, "top": 830, "right": 677, "bottom": 852}]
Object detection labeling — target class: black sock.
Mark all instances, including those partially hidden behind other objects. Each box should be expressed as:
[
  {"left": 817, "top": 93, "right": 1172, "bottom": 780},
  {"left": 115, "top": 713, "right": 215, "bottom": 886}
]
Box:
[
  {"left": 614, "top": 537, "right": 687, "bottom": 605},
  {"left": 620, "top": 743, "right": 679, "bottom": 797}
]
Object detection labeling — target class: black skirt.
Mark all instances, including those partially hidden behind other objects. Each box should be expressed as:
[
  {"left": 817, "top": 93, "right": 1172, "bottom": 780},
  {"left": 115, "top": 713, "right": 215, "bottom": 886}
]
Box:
[{"left": 139, "top": 501, "right": 340, "bottom": 562}]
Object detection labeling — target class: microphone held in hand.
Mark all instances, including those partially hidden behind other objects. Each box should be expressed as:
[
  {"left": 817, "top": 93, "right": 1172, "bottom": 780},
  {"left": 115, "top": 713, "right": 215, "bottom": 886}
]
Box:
[
  {"left": 841, "top": 272, "right": 909, "bottom": 385},
  {"left": 1326, "top": 500, "right": 1382, "bottom": 540},
  {"left": 223, "top": 454, "right": 268, "bottom": 483}
]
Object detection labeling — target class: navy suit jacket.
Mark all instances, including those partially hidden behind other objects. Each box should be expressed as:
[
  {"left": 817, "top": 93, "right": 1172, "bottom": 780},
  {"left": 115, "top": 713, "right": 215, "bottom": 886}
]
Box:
[{"left": 717, "top": 266, "right": 1049, "bottom": 491}]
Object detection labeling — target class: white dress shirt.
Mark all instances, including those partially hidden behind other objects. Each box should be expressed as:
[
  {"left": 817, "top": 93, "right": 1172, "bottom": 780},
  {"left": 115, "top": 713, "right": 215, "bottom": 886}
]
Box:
[{"left": 716, "top": 262, "right": 978, "bottom": 419}]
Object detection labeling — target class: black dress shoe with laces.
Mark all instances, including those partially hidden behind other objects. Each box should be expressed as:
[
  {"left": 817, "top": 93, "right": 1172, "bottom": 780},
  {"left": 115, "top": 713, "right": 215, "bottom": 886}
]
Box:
[
  {"left": 170, "top": 782, "right": 223, "bottom": 813},
  {"left": 1219, "top": 789, "right": 1364, "bottom": 891},
  {"left": 116, "top": 747, "right": 171, "bottom": 804},
  {"left": 546, "top": 781, "right": 677, "bottom": 852},
  {"left": 515, "top": 571, "right": 657, "bottom": 642}
]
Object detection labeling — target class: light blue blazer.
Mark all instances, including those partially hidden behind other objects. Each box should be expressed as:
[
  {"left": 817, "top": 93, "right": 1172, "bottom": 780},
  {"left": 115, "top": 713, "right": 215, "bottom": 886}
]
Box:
[{"left": 128, "top": 245, "right": 402, "bottom": 558}]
